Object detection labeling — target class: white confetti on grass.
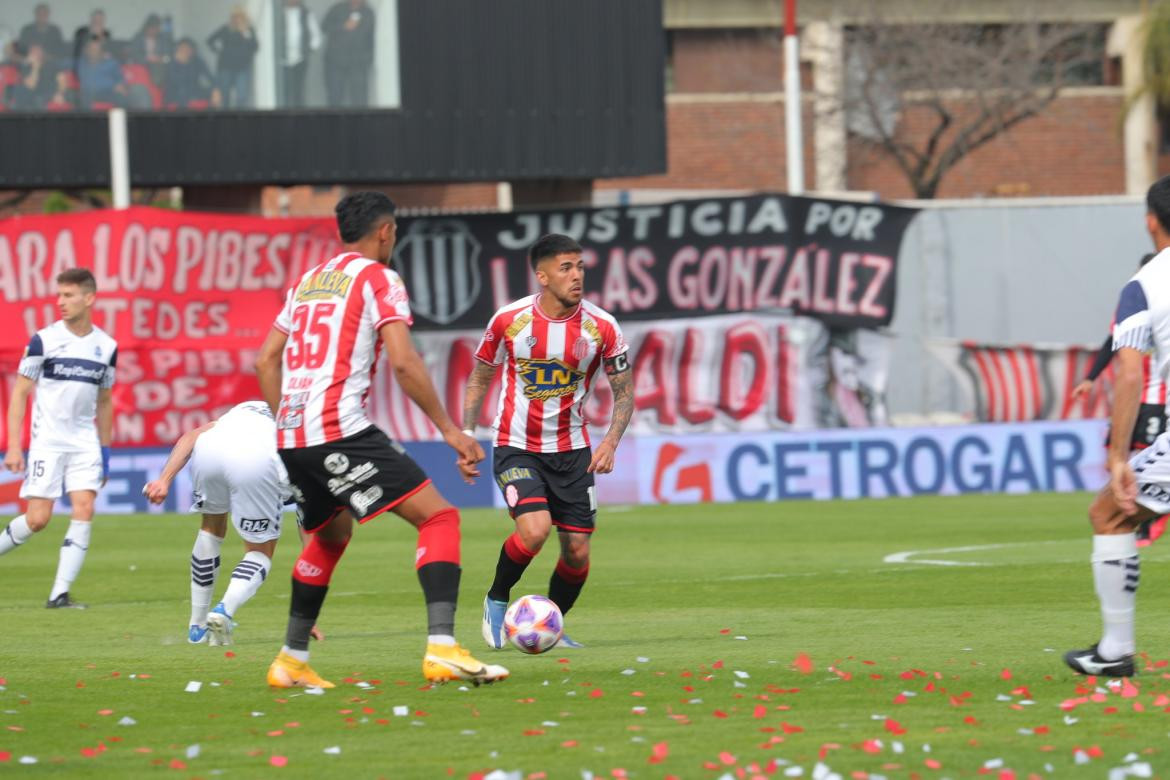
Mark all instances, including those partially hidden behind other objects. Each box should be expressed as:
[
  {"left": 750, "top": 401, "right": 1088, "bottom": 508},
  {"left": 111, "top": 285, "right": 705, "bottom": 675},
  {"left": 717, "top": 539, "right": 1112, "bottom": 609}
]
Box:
[
  {"left": 636, "top": 656, "right": 650, "bottom": 663},
  {"left": 393, "top": 705, "right": 410, "bottom": 716},
  {"left": 304, "top": 687, "right": 325, "bottom": 696},
  {"left": 186, "top": 745, "right": 200, "bottom": 759},
  {"left": 117, "top": 716, "right": 137, "bottom": 726},
  {"left": 323, "top": 746, "right": 341, "bottom": 755},
  {"left": 184, "top": 681, "right": 202, "bottom": 693},
  {"left": 620, "top": 669, "right": 635, "bottom": 676},
  {"left": 19, "top": 756, "right": 37, "bottom": 765},
  {"left": 733, "top": 670, "right": 750, "bottom": 679}
]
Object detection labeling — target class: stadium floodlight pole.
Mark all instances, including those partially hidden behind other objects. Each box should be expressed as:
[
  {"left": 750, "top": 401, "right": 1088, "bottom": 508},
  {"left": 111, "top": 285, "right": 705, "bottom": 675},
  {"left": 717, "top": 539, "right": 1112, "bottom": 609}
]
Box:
[
  {"left": 108, "top": 108, "right": 131, "bottom": 210},
  {"left": 783, "top": 0, "right": 805, "bottom": 195}
]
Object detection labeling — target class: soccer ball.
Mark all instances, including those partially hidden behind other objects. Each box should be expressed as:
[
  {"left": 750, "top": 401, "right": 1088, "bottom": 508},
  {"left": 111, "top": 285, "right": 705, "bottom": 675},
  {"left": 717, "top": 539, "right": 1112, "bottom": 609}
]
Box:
[{"left": 503, "top": 595, "right": 564, "bottom": 654}]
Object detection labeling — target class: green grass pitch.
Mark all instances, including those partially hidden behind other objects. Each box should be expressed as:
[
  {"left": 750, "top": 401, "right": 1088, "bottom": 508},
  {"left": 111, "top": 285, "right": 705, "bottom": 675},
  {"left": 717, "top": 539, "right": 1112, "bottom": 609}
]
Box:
[{"left": 2, "top": 492, "right": 1169, "bottom": 778}]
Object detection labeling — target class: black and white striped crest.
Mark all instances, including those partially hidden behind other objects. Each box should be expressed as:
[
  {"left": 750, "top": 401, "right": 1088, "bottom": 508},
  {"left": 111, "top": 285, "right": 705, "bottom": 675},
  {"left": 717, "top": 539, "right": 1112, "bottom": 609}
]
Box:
[{"left": 394, "top": 220, "right": 482, "bottom": 325}]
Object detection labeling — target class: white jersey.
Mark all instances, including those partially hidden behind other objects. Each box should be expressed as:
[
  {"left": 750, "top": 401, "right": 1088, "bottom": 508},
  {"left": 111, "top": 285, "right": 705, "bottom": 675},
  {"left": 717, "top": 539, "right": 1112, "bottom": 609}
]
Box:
[
  {"left": 17, "top": 321, "right": 117, "bottom": 453},
  {"left": 273, "top": 252, "right": 413, "bottom": 449},
  {"left": 1114, "top": 248, "right": 1170, "bottom": 385}
]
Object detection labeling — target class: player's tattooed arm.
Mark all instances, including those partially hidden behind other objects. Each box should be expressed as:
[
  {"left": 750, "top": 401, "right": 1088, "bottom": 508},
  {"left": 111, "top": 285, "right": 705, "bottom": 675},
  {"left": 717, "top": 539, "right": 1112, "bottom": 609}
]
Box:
[
  {"left": 603, "top": 365, "right": 634, "bottom": 447},
  {"left": 462, "top": 361, "right": 497, "bottom": 432},
  {"left": 589, "top": 357, "right": 633, "bottom": 475}
]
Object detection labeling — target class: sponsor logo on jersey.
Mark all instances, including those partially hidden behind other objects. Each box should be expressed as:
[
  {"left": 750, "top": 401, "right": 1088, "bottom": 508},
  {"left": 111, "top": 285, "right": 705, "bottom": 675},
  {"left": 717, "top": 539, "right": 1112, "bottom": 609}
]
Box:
[
  {"left": 324, "top": 453, "right": 350, "bottom": 474},
  {"left": 392, "top": 219, "right": 482, "bottom": 325},
  {"left": 505, "top": 312, "right": 533, "bottom": 341},
  {"left": 296, "top": 271, "right": 353, "bottom": 302},
  {"left": 516, "top": 358, "right": 584, "bottom": 401},
  {"left": 495, "top": 466, "right": 534, "bottom": 488},
  {"left": 327, "top": 461, "right": 379, "bottom": 493},
  {"left": 572, "top": 336, "right": 592, "bottom": 361},
  {"left": 581, "top": 318, "right": 602, "bottom": 347},
  {"left": 504, "top": 484, "right": 519, "bottom": 507},
  {"left": 239, "top": 518, "right": 271, "bottom": 533},
  {"left": 350, "top": 485, "right": 384, "bottom": 515}
]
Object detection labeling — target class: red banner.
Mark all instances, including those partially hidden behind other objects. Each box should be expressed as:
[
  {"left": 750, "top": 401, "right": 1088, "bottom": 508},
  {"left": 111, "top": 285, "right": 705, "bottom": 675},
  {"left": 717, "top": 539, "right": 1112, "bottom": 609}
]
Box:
[{"left": 0, "top": 207, "right": 341, "bottom": 448}]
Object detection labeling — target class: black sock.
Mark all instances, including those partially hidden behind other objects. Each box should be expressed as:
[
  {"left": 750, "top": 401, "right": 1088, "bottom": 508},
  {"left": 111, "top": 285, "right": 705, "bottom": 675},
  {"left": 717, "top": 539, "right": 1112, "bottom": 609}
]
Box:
[
  {"left": 548, "top": 562, "right": 588, "bottom": 616},
  {"left": 286, "top": 578, "right": 328, "bottom": 651},
  {"left": 418, "top": 561, "right": 460, "bottom": 636},
  {"left": 488, "top": 535, "right": 536, "bottom": 602}
]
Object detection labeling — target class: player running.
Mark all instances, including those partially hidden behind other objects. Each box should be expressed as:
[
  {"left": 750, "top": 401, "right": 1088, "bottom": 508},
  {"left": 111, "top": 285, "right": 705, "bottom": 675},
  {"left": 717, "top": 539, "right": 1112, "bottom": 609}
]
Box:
[
  {"left": 143, "top": 401, "right": 293, "bottom": 646},
  {"left": 1, "top": 268, "right": 116, "bottom": 609},
  {"left": 1070, "top": 253, "right": 1168, "bottom": 547},
  {"left": 463, "top": 233, "right": 635, "bottom": 650},
  {"left": 256, "top": 191, "right": 507, "bottom": 688},
  {"left": 1065, "top": 175, "right": 1170, "bottom": 678}
]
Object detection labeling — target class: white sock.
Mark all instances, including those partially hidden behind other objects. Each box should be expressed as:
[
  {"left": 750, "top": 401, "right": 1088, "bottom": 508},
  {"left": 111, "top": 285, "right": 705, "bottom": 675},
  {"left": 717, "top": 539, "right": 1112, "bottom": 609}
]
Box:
[
  {"left": 190, "top": 530, "right": 223, "bottom": 626},
  {"left": 1092, "top": 533, "right": 1139, "bottom": 660},
  {"left": 219, "top": 551, "right": 271, "bottom": 618},
  {"left": 427, "top": 634, "right": 456, "bottom": 646},
  {"left": 49, "top": 519, "right": 91, "bottom": 600},
  {"left": 0, "top": 515, "right": 32, "bottom": 556},
  {"left": 281, "top": 645, "right": 310, "bottom": 662}
]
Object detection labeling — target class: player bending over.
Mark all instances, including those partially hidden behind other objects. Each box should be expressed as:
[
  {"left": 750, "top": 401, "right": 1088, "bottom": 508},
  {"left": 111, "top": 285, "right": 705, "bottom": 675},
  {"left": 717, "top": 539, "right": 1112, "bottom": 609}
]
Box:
[
  {"left": 256, "top": 191, "right": 507, "bottom": 688},
  {"left": 144, "top": 401, "right": 295, "bottom": 646},
  {"left": 1065, "top": 175, "right": 1170, "bottom": 678},
  {"left": 463, "top": 233, "right": 634, "bottom": 650},
  {"left": 1, "top": 268, "right": 116, "bottom": 609}
]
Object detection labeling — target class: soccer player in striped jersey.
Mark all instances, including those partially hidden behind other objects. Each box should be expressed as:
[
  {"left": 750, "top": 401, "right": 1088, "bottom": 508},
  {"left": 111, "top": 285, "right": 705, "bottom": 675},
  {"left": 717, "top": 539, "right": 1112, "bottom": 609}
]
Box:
[
  {"left": 463, "top": 233, "right": 635, "bottom": 650},
  {"left": 1071, "top": 253, "right": 1168, "bottom": 546},
  {"left": 1065, "top": 176, "right": 1170, "bottom": 678},
  {"left": 2, "top": 268, "right": 116, "bottom": 609},
  {"left": 256, "top": 191, "right": 507, "bottom": 688}
]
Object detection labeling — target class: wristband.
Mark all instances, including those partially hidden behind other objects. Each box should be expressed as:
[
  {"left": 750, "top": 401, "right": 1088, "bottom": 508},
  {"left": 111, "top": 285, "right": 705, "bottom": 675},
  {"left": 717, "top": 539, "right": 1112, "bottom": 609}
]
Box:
[{"left": 101, "top": 445, "right": 111, "bottom": 477}]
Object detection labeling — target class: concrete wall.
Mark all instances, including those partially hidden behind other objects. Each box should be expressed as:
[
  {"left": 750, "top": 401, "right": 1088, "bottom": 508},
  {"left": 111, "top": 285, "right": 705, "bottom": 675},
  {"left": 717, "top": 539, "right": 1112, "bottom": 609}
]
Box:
[{"left": 888, "top": 196, "right": 1152, "bottom": 418}]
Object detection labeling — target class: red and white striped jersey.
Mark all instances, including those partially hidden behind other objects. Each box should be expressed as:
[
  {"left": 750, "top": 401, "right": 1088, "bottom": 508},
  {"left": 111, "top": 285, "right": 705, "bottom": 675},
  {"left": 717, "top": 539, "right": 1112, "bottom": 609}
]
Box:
[
  {"left": 273, "top": 252, "right": 412, "bottom": 449},
  {"left": 474, "top": 294, "right": 628, "bottom": 453},
  {"left": 1141, "top": 355, "right": 1166, "bottom": 407}
]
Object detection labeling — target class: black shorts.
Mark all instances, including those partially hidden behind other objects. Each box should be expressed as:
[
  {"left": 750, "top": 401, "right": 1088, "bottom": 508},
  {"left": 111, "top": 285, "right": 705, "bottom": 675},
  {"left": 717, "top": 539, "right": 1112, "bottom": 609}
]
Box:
[
  {"left": 1107, "top": 403, "right": 1170, "bottom": 451},
  {"left": 279, "top": 426, "right": 430, "bottom": 532},
  {"left": 493, "top": 445, "right": 596, "bottom": 534}
]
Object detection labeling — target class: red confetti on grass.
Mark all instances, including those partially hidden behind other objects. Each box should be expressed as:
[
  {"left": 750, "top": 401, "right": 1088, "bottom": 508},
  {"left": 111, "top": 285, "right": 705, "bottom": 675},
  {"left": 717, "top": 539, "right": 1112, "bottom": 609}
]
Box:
[
  {"left": 1121, "top": 679, "right": 1140, "bottom": 698},
  {"left": 753, "top": 705, "right": 767, "bottom": 719},
  {"left": 80, "top": 747, "right": 97, "bottom": 758},
  {"left": 589, "top": 689, "right": 603, "bottom": 699},
  {"left": 270, "top": 755, "right": 288, "bottom": 767},
  {"left": 884, "top": 718, "right": 907, "bottom": 736},
  {"left": 861, "top": 739, "right": 882, "bottom": 754},
  {"left": 225, "top": 652, "right": 236, "bottom": 658},
  {"left": 925, "top": 758, "right": 942, "bottom": 769},
  {"left": 793, "top": 653, "right": 813, "bottom": 675},
  {"left": 561, "top": 740, "right": 578, "bottom": 748},
  {"left": 780, "top": 722, "right": 803, "bottom": 734},
  {"left": 720, "top": 628, "right": 731, "bottom": 634},
  {"left": 713, "top": 710, "right": 729, "bottom": 719},
  {"left": 523, "top": 729, "right": 545, "bottom": 736},
  {"left": 97, "top": 709, "right": 113, "bottom": 716},
  {"left": 169, "top": 759, "right": 187, "bottom": 770},
  {"left": 718, "top": 751, "right": 737, "bottom": 765},
  {"left": 712, "top": 660, "right": 724, "bottom": 670},
  {"left": 648, "top": 742, "right": 669, "bottom": 764},
  {"left": 1000, "top": 669, "right": 1013, "bottom": 680},
  {"left": 0, "top": 752, "right": 9, "bottom": 762}
]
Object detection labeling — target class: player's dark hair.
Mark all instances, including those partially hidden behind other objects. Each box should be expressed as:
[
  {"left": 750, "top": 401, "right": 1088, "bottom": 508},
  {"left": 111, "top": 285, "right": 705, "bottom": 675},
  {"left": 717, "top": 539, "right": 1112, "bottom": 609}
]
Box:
[
  {"left": 1147, "top": 175, "right": 1170, "bottom": 234},
  {"left": 1140, "top": 253, "right": 1156, "bottom": 267},
  {"left": 57, "top": 268, "right": 96, "bottom": 293},
  {"left": 528, "top": 233, "right": 583, "bottom": 270},
  {"left": 335, "top": 191, "right": 397, "bottom": 243}
]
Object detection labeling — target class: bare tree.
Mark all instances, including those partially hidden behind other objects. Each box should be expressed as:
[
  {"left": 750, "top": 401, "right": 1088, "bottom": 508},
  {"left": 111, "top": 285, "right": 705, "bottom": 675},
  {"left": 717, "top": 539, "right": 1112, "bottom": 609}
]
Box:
[{"left": 838, "top": 15, "right": 1106, "bottom": 198}]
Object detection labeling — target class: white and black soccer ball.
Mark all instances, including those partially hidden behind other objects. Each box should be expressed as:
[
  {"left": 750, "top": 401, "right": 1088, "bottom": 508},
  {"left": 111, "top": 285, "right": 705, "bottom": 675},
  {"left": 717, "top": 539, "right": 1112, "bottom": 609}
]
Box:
[{"left": 503, "top": 594, "right": 564, "bottom": 654}]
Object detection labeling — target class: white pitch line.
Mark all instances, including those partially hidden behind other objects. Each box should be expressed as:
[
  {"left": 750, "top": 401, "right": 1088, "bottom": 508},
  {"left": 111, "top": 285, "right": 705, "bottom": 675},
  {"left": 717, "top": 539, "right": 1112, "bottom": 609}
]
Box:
[{"left": 883, "top": 539, "right": 1075, "bottom": 567}]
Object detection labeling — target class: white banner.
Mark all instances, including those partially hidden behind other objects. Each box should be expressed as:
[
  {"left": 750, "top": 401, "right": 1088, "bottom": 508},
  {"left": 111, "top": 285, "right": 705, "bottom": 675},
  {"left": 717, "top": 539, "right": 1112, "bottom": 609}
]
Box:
[
  {"left": 370, "top": 313, "right": 893, "bottom": 442},
  {"left": 594, "top": 419, "right": 1107, "bottom": 505}
]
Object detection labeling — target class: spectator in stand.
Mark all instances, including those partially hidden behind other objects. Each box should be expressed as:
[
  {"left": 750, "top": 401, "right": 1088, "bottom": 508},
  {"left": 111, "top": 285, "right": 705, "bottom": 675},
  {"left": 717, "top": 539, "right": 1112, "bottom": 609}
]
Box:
[
  {"left": 278, "top": 0, "right": 321, "bottom": 107},
  {"left": 10, "top": 43, "right": 58, "bottom": 110},
  {"left": 129, "top": 14, "right": 173, "bottom": 87},
  {"left": 323, "top": 0, "right": 374, "bottom": 108},
  {"left": 47, "top": 70, "right": 77, "bottom": 110},
  {"left": 1, "top": 39, "right": 24, "bottom": 69},
  {"left": 207, "top": 7, "right": 258, "bottom": 108},
  {"left": 72, "top": 9, "right": 112, "bottom": 69},
  {"left": 165, "top": 38, "right": 221, "bottom": 109},
  {"left": 19, "top": 4, "right": 67, "bottom": 62},
  {"left": 77, "top": 37, "right": 126, "bottom": 108}
]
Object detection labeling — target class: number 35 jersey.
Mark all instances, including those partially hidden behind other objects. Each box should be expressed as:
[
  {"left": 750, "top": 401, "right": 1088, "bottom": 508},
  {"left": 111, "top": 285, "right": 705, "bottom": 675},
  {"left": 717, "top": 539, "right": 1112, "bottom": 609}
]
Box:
[{"left": 273, "top": 252, "right": 412, "bottom": 449}]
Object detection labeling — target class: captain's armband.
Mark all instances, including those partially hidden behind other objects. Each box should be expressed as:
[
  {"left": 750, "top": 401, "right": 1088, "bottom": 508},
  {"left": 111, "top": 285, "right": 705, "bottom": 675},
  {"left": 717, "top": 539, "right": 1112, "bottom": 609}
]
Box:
[{"left": 604, "top": 352, "right": 630, "bottom": 376}]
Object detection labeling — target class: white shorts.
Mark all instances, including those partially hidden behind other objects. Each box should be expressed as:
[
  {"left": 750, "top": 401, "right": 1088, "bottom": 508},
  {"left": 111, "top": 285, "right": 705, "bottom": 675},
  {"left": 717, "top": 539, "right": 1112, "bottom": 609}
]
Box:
[
  {"left": 189, "top": 437, "right": 285, "bottom": 544},
  {"left": 1133, "top": 431, "right": 1170, "bottom": 514},
  {"left": 20, "top": 449, "right": 102, "bottom": 499}
]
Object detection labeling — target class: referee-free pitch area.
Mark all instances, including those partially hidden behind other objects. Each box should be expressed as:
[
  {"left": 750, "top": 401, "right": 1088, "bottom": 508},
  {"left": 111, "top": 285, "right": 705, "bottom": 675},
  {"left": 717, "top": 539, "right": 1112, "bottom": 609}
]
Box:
[{"left": 2, "top": 493, "right": 1169, "bottom": 778}]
